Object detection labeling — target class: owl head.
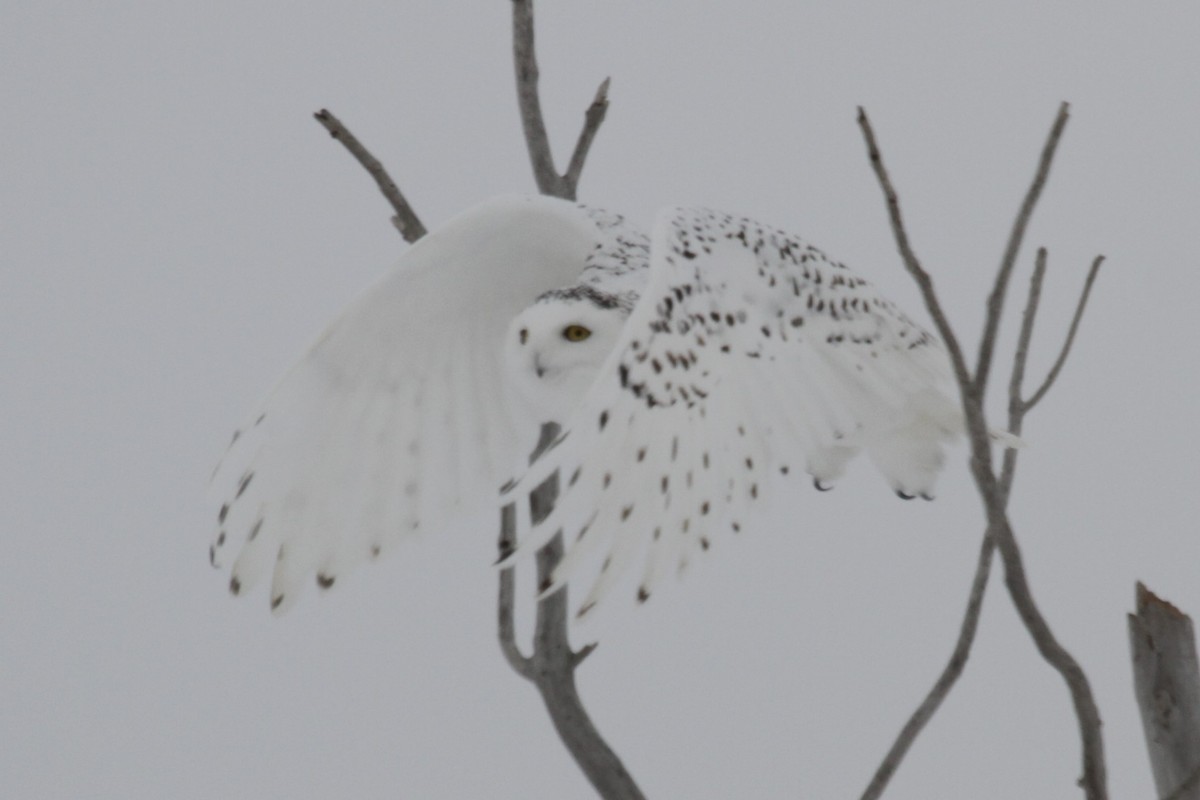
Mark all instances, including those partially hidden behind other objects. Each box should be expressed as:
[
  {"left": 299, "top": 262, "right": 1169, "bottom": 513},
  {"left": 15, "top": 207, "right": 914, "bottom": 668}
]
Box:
[{"left": 504, "top": 287, "right": 630, "bottom": 424}]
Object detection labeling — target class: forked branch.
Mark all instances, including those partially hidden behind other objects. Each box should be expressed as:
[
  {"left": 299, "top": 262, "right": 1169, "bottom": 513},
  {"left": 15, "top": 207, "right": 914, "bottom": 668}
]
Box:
[
  {"left": 857, "top": 106, "right": 1108, "bottom": 799},
  {"left": 512, "top": 0, "right": 610, "bottom": 200},
  {"left": 1022, "top": 254, "right": 1104, "bottom": 413},
  {"left": 973, "top": 103, "right": 1071, "bottom": 398},
  {"left": 497, "top": 425, "right": 643, "bottom": 799},
  {"left": 502, "top": 4, "right": 641, "bottom": 798}
]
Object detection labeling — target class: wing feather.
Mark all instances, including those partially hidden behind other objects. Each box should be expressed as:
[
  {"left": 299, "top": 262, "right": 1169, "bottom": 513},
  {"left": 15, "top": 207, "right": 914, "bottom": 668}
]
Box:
[
  {"left": 210, "top": 195, "right": 610, "bottom": 612},
  {"left": 507, "top": 206, "right": 961, "bottom": 616}
]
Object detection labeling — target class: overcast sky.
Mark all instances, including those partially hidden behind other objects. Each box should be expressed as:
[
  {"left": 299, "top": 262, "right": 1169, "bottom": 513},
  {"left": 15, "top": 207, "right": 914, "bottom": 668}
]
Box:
[{"left": 4, "top": 2, "right": 1199, "bottom": 798}]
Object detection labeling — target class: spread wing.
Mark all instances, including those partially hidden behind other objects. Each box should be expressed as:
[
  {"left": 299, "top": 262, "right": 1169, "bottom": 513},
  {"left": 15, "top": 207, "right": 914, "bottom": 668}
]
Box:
[
  {"left": 209, "top": 195, "right": 609, "bottom": 613},
  {"left": 504, "top": 207, "right": 960, "bottom": 616}
]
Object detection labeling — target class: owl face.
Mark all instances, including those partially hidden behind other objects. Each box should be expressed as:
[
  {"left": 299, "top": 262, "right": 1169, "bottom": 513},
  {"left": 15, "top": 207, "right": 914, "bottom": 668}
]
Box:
[{"left": 504, "top": 296, "right": 625, "bottom": 423}]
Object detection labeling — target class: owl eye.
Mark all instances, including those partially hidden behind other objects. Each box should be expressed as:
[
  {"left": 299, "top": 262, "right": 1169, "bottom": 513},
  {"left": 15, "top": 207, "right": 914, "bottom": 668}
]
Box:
[{"left": 562, "top": 324, "right": 592, "bottom": 342}]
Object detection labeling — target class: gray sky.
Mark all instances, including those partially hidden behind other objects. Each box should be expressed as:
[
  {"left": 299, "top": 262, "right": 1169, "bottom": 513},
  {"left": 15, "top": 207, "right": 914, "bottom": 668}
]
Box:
[{"left": 4, "top": 2, "right": 1199, "bottom": 797}]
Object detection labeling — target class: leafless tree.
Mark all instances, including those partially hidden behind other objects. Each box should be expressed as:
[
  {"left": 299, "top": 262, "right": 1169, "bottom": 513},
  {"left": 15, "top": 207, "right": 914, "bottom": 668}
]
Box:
[{"left": 308, "top": 4, "right": 1197, "bottom": 799}]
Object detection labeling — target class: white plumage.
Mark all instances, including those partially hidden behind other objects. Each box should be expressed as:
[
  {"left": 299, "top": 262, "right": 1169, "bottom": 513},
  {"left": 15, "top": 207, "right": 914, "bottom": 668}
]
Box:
[{"left": 210, "top": 195, "right": 966, "bottom": 616}]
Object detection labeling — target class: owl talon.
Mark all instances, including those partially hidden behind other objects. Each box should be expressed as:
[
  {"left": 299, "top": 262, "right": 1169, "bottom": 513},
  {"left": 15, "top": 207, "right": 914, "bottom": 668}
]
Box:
[
  {"left": 896, "top": 490, "right": 916, "bottom": 500},
  {"left": 813, "top": 478, "right": 834, "bottom": 492}
]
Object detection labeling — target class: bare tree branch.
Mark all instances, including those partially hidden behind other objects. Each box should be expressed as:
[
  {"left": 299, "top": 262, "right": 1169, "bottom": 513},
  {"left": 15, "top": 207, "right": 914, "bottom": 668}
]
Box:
[
  {"left": 864, "top": 242, "right": 1041, "bottom": 799},
  {"left": 868, "top": 238, "right": 1105, "bottom": 800},
  {"left": 1001, "top": 250, "right": 1103, "bottom": 500},
  {"left": 859, "top": 531, "right": 996, "bottom": 800},
  {"left": 528, "top": 531, "right": 642, "bottom": 800},
  {"left": 511, "top": 0, "right": 558, "bottom": 196},
  {"left": 973, "top": 101, "right": 1070, "bottom": 398},
  {"left": 999, "top": 247, "right": 1048, "bottom": 500},
  {"left": 1130, "top": 583, "right": 1200, "bottom": 800},
  {"left": 992, "top": 518, "right": 1108, "bottom": 798},
  {"left": 1023, "top": 255, "right": 1104, "bottom": 412},
  {"left": 504, "top": 4, "right": 642, "bottom": 797},
  {"left": 497, "top": 425, "right": 646, "bottom": 799},
  {"left": 313, "top": 109, "right": 428, "bottom": 242},
  {"left": 857, "top": 105, "right": 1109, "bottom": 800},
  {"left": 855, "top": 107, "right": 973, "bottom": 393},
  {"left": 512, "top": 0, "right": 610, "bottom": 200},
  {"left": 563, "top": 77, "right": 611, "bottom": 192}
]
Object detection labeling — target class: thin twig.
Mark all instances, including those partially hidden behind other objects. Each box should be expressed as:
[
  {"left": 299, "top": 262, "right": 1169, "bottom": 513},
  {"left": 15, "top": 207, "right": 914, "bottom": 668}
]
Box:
[
  {"left": 1000, "top": 248, "right": 1048, "bottom": 501},
  {"left": 858, "top": 106, "right": 1109, "bottom": 799},
  {"left": 313, "top": 109, "right": 428, "bottom": 242},
  {"left": 973, "top": 102, "right": 1070, "bottom": 398},
  {"left": 563, "top": 77, "right": 611, "bottom": 192},
  {"left": 511, "top": 0, "right": 610, "bottom": 200},
  {"left": 859, "top": 531, "right": 996, "bottom": 800},
  {"left": 855, "top": 108, "right": 973, "bottom": 393},
  {"left": 1023, "top": 255, "right": 1104, "bottom": 412}
]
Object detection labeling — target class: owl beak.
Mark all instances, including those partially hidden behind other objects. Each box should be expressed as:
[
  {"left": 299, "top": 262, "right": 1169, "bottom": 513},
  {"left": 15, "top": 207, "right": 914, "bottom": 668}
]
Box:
[{"left": 534, "top": 354, "right": 547, "bottom": 379}]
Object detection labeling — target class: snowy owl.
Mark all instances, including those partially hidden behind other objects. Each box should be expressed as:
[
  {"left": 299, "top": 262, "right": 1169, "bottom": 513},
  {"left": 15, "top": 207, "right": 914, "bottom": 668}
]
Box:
[{"left": 209, "top": 194, "right": 968, "bottom": 617}]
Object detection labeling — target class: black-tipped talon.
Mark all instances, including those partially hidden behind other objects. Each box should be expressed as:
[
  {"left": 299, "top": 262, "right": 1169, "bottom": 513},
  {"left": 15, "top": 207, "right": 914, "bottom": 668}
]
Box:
[
  {"left": 813, "top": 478, "right": 833, "bottom": 492},
  {"left": 896, "top": 490, "right": 916, "bottom": 500}
]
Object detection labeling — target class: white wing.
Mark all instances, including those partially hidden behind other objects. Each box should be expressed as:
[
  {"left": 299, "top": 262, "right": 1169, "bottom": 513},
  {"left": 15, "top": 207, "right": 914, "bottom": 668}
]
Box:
[
  {"left": 209, "top": 195, "right": 610, "bottom": 613},
  {"left": 505, "top": 207, "right": 960, "bottom": 616}
]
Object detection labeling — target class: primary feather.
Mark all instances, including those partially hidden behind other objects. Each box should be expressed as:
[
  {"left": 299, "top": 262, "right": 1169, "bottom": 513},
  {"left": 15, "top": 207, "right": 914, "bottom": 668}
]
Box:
[{"left": 209, "top": 195, "right": 627, "bottom": 612}]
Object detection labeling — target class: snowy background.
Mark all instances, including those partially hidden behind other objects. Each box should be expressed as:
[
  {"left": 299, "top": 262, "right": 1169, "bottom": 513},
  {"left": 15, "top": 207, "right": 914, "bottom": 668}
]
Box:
[{"left": 5, "top": 2, "right": 1199, "bottom": 797}]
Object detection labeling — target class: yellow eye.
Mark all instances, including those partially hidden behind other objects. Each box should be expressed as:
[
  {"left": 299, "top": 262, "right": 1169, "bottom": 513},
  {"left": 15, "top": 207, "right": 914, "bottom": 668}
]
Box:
[{"left": 562, "top": 324, "right": 592, "bottom": 342}]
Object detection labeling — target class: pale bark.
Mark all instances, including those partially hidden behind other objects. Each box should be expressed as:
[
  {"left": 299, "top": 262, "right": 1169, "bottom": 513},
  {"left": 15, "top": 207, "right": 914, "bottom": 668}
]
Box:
[{"left": 1130, "top": 583, "right": 1200, "bottom": 800}]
